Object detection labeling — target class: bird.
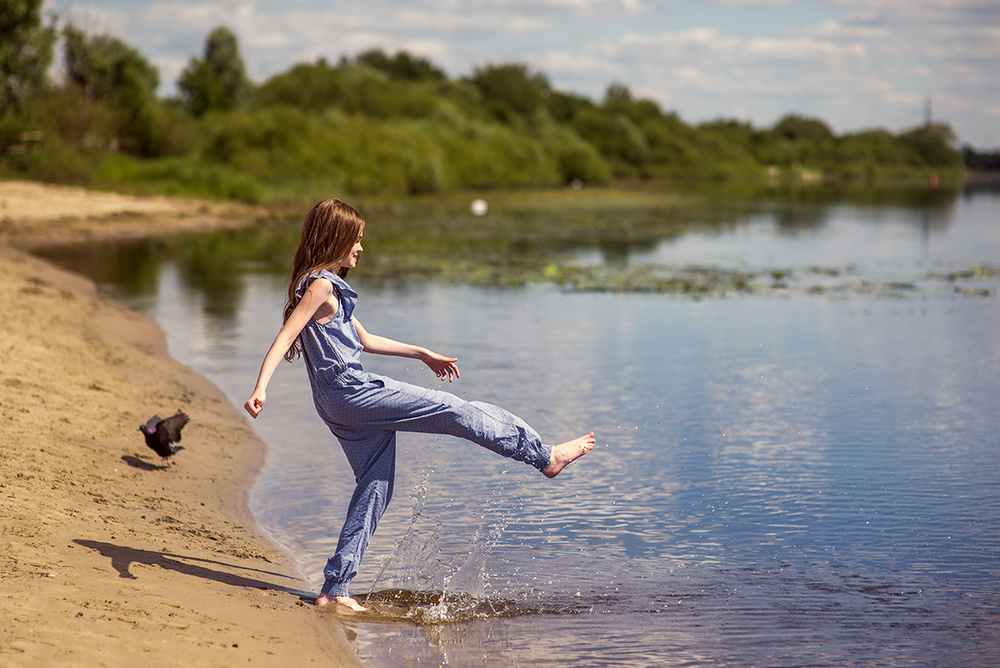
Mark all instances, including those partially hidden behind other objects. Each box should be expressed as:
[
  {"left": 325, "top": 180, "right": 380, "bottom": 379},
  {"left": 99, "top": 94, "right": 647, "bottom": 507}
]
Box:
[{"left": 138, "top": 412, "right": 189, "bottom": 466}]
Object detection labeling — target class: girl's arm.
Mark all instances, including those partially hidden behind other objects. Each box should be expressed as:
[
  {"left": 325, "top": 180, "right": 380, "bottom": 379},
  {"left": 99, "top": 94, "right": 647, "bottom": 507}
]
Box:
[
  {"left": 354, "top": 318, "right": 460, "bottom": 382},
  {"left": 244, "top": 278, "right": 335, "bottom": 418}
]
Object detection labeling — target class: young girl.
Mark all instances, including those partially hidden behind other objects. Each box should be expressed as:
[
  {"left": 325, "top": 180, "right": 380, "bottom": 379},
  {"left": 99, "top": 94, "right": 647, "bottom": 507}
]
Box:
[{"left": 244, "top": 198, "right": 595, "bottom": 611}]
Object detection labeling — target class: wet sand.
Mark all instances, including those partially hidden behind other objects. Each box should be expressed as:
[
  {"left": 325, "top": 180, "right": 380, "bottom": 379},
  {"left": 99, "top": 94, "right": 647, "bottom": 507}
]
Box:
[{"left": 0, "top": 181, "right": 362, "bottom": 666}]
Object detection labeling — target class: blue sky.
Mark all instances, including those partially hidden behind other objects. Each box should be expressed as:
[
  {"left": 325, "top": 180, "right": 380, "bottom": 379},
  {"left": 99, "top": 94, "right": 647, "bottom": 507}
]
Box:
[{"left": 46, "top": 0, "right": 1000, "bottom": 148}]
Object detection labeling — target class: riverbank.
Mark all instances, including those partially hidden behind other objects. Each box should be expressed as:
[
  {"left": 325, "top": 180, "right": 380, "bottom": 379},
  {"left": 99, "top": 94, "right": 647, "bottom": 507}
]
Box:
[{"left": 0, "top": 180, "right": 362, "bottom": 666}]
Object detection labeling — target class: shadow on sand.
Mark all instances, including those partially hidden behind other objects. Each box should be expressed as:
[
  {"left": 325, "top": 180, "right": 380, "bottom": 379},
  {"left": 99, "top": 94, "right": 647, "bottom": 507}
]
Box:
[
  {"left": 73, "top": 539, "right": 310, "bottom": 599},
  {"left": 120, "top": 454, "right": 165, "bottom": 471}
]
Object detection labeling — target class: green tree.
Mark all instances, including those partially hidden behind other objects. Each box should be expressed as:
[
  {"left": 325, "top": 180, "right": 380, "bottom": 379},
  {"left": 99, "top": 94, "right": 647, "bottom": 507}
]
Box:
[
  {"left": 177, "top": 26, "right": 250, "bottom": 116},
  {"left": 544, "top": 89, "right": 596, "bottom": 124},
  {"left": 62, "top": 25, "right": 159, "bottom": 109},
  {"left": 468, "top": 63, "right": 550, "bottom": 122},
  {"left": 355, "top": 49, "right": 446, "bottom": 81},
  {"left": 569, "top": 83, "right": 678, "bottom": 175},
  {"left": 602, "top": 83, "right": 664, "bottom": 125},
  {"left": 253, "top": 59, "right": 343, "bottom": 111},
  {"left": 833, "top": 128, "right": 908, "bottom": 178},
  {"left": 60, "top": 24, "right": 164, "bottom": 156},
  {"left": 772, "top": 114, "right": 835, "bottom": 145},
  {"left": 899, "top": 122, "right": 962, "bottom": 168},
  {"left": 603, "top": 81, "right": 633, "bottom": 105},
  {"left": 254, "top": 57, "right": 445, "bottom": 119},
  {"left": 962, "top": 145, "right": 1000, "bottom": 171},
  {"left": 768, "top": 114, "right": 836, "bottom": 167},
  {"left": 0, "top": 0, "right": 57, "bottom": 112}
]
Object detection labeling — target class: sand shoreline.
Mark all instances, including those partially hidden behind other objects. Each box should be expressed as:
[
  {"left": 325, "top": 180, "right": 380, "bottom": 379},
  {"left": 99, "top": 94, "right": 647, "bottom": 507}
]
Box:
[{"left": 0, "top": 181, "right": 362, "bottom": 666}]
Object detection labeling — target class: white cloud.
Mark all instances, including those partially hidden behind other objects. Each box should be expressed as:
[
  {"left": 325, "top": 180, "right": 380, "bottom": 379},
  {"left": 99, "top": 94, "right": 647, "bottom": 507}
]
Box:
[
  {"left": 544, "top": 1, "right": 997, "bottom": 143},
  {"left": 41, "top": 0, "right": 1000, "bottom": 146}
]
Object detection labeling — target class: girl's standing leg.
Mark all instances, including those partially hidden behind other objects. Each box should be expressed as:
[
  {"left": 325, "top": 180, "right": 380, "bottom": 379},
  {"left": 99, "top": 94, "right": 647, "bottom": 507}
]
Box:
[{"left": 317, "top": 428, "right": 395, "bottom": 608}]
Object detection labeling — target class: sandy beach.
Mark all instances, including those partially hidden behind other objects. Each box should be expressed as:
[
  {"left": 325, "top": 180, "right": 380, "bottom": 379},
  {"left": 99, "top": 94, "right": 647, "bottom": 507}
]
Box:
[{"left": 0, "top": 181, "right": 362, "bottom": 666}]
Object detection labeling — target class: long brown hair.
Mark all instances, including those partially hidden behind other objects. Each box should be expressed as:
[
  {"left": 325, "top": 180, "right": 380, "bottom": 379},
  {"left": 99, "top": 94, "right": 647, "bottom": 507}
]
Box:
[{"left": 283, "top": 198, "right": 365, "bottom": 360}]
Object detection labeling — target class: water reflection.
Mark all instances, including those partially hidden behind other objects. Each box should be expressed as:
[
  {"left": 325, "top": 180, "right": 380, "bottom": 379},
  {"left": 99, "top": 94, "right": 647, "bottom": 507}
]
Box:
[{"left": 36, "top": 182, "right": 987, "bottom": 308}]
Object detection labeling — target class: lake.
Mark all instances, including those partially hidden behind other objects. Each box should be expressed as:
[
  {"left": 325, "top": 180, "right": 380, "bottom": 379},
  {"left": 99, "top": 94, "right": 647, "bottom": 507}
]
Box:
[{"left": 39, "top": 184, "right": 1000, "bottom": 666}]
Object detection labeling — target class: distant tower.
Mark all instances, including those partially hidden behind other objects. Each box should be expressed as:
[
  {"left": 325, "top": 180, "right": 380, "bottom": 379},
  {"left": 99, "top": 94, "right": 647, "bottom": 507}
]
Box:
[{"left": 924, "top": 94, "right": 932, "bottom": 126}]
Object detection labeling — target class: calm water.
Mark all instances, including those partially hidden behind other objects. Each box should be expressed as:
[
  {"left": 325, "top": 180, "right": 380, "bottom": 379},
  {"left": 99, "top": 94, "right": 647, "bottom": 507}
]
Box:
[{"left": 40, "top": 187, "right": 1000, "bottom": 666}]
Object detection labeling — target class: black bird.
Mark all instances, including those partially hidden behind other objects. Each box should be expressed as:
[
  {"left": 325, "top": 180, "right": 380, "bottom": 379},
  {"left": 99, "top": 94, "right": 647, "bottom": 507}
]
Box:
[{"left": 138, "top": 412, "right": 189, "bottom": 466}]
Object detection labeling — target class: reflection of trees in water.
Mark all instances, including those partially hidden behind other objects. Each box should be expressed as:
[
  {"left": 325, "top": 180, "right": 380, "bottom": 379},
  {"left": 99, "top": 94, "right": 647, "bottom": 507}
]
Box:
[
  {"left": 743, "top": 181, "right": 961, "bottom": 210},
  {"left": 36, "top": 223, "right": 301, "bottom": 325},
  {"left": 36, "top": 184, "right": 985, "bottom": 332},
  {"left": 769, "top": 202, "right": 831, "bottom": 232},
  {"left": 36, "top": 238, "right": 164, "bottom": 300},
  {"left": 749, "top": 183, "right": 963, "bottom": 235},
  {"left": 172, "top": 226, "right": 299, "bottom": 323},
  {"left": 596, "top": 238, "right": 655, "bottom": 265}
]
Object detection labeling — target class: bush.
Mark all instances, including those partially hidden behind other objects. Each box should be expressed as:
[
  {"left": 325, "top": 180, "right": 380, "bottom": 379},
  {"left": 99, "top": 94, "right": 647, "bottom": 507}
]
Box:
[
  {"left": 538, "top": 120, "right": 611, "bottom": 184},
  {"left": 98, "top": 154, "right": 265, "bottom": 202},
  {"left": 898, "top": 122, "right": 963, "bottom": 169}
]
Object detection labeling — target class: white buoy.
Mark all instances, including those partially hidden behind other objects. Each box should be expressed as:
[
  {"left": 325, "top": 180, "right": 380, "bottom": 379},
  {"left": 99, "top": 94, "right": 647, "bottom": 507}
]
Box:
[{"left": 470, "top": 199, "right": 488, "bottom": 216}]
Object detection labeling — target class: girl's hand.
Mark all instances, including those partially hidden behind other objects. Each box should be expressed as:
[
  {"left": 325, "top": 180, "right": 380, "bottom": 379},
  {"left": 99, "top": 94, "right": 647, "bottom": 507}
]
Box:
[
  {"left": 244, "top": 391, "right": 266, "bottom": 418},
  {"left": 423, "top": 352, "right": 460, "bottom": 382}
]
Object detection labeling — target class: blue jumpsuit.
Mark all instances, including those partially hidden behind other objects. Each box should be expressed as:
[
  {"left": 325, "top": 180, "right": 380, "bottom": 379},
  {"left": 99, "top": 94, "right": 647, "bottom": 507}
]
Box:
[{"left": 297, "top": 270, "right": 552, "bottom": 597}]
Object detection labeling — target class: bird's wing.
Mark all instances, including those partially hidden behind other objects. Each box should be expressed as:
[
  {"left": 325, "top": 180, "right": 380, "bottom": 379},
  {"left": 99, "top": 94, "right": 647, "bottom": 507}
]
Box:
[
  {"left": 156, "top": 412, "right": 190, "bottom": 444},
  {"left": 143, "top": 415, "right": 162, "bottom": 432}
]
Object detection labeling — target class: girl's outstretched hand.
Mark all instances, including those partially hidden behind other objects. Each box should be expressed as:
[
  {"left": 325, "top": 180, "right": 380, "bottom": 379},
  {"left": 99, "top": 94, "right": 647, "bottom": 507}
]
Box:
[
  {"left": 422, "top": 351, "right": 460, "bottom": 382},
  {"left": 244, "top": 391, "right": 266, "bottom": 418}
]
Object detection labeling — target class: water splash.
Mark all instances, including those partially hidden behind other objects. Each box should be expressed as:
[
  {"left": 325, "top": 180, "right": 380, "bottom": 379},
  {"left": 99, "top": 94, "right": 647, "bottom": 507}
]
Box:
[
  {"left": 363, "top": 466, "right": 535, "bottom": 623},
  {"left": 367, "top": 470, "right": 442, "bottom": 593},
  {"left": 355, "top": 589, "right": 549, "bottom": 625}
]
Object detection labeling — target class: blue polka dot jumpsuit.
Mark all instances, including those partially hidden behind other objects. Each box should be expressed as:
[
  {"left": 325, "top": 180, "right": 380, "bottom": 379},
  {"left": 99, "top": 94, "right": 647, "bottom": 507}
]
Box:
[{"left": 297, "top": 270, "right": 552, "bottom": 597}]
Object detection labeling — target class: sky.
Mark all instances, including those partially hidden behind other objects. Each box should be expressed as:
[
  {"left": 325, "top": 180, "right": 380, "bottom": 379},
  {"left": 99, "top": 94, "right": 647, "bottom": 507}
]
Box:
[{"left": 45, "top": 0, "right": 1000, "bottom": 148}]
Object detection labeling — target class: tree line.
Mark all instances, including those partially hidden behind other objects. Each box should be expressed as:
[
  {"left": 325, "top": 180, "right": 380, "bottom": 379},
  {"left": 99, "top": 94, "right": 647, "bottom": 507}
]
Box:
[{"left": 0, "top": 2, "right": 973, "bottom": 202}]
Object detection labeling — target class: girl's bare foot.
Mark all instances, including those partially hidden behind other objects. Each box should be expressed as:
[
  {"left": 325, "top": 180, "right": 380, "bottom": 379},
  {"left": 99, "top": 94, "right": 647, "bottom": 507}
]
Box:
[
  {"left": 543, "top": 432, "right": 596, "bottom": 478},
  {"left": 315, "top": 594, "right": 367, "bottom": 611}
]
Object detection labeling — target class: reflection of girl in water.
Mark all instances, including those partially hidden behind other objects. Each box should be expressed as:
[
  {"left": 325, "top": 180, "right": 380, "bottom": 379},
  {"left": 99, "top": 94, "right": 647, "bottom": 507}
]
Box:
[{"left": 244, "top": 198, "right": 595, "bottom": 611}]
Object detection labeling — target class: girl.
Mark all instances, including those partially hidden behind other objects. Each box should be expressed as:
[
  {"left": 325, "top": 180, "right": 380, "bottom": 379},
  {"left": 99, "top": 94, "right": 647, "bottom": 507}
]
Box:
[{"left": 244, "top": 198, "right": 595, "bottom": 611}]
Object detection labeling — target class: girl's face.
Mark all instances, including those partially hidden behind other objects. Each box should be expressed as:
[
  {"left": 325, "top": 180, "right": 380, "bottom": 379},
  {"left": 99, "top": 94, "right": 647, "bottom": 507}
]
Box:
[{"left": 338, "top": 233, "right": 364, "bottom": 271}]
